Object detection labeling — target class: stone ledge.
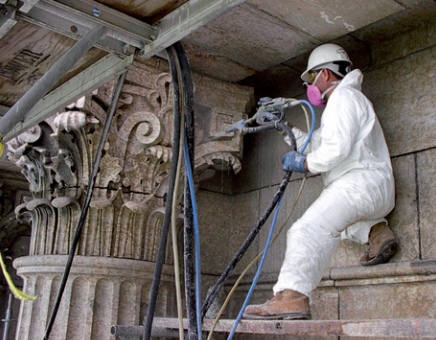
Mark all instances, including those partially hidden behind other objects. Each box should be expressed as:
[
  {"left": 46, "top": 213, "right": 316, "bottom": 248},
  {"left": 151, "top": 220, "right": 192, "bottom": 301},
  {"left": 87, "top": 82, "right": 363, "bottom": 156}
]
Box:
[
  {"left": 227, "top": 260, "right": 436, "bottom": 290},
  {"left": 13, "top": 255, "right": 175, "bottom": 281},
  {"left": 328, "top": 259, "right": 436, "bottom": 281}
]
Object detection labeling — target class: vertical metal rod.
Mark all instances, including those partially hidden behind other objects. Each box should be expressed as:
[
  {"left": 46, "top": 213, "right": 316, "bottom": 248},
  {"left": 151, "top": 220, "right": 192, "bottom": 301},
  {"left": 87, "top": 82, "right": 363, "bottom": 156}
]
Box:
[
  {"left": 2, "top": 293, "right": 12, "bottom": 340},
  {"left": 0, "top": 26, "right": 107, "bottom": 139}
]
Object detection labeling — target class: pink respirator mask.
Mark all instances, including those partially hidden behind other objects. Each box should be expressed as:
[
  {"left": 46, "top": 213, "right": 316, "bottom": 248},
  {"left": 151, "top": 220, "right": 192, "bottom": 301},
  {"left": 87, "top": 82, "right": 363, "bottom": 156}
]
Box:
[
  {"left": 305, "top": 70, "right": 326, "bottom": 107},
  {"left": 305, "top": 70, "right": 340, "bottom": 107}
]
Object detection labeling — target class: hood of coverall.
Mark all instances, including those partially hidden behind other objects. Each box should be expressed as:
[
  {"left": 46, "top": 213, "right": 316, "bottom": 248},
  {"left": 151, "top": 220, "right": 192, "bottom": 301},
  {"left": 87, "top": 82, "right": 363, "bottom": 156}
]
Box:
[{"left": 335, "top": 69, "right": 363, "bottom": 92}]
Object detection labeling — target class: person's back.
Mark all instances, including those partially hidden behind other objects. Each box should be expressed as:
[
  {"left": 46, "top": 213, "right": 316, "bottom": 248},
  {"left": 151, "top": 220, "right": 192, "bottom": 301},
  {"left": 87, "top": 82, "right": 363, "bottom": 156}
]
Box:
[{"left": 308, "top": 69, "right": 394, "bottom": 191}]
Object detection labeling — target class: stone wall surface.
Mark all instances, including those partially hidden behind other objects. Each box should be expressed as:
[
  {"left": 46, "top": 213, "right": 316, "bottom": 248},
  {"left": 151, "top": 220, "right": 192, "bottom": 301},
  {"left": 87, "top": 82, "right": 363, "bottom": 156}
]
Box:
[
  {"left": 418, "top": 148, "right": 436, "bottom": 260},
  {"left": 196, "top": 12, "right": 436, "bottom": 340}
]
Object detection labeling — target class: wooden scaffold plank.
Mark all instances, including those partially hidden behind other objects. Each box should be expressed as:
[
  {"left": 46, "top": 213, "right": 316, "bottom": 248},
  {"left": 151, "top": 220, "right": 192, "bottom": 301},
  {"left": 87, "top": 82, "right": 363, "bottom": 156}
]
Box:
[{"left": 150, "top": 317, "right": 436, "bottom": 338}]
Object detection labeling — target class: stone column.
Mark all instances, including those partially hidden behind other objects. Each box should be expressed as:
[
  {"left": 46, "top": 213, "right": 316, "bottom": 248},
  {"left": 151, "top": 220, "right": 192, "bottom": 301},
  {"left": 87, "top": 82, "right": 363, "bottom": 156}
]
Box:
[
  {"left": 7, "top": 60, "right": 253, "bottom": 339},
  {"left": 14, "top": 256, "right": 175, "bottom": 339}
]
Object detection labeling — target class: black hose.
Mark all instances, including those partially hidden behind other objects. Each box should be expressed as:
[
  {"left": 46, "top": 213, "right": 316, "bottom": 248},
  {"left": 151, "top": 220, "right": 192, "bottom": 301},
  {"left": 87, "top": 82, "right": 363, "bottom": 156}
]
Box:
[
  {"left": 43, "top": 71, "right": 127, "bottom": 340},
  {"left": 201, "top": 119, "right": 296, "bottom": 320},
  {"left": 142, "top": 44, "right": 183, "bottom": 340},
  {"left": 184, "top": 180, "right": 197, "bottom": 340},
  {"left": 143, "top": 41, "right": 196, "bottom": 340},
  {"left": 173, "top": 41, "right": 198, "bottom": 340}
]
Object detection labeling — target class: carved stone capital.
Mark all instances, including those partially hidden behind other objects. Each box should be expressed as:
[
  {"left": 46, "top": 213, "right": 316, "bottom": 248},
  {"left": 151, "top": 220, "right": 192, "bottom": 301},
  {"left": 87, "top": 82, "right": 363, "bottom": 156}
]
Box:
[{"left": 6, "top": 61, "right": 253, "bottom": 261}]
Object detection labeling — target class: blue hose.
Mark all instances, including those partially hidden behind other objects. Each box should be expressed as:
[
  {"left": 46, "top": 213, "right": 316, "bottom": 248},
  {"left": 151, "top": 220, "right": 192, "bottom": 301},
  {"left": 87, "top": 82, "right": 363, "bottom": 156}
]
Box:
[
  {"left": 228, "top": 100, "right": 316, "bottom": 338},
  {"left": 184, "top": 137, "right": 203, "bottom": 339},
  {"left": 299, "top": 99, "right": 316, "bottom": 154},
  {"left": 227, "top": 196, "right": 284, "bottom": 339}
]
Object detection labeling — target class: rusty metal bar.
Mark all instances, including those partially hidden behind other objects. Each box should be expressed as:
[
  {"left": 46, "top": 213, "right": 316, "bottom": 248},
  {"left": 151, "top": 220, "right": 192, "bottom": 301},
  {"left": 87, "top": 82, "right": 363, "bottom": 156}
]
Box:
[{"left": 150, "top": 317, "right": 436, "bottom": 338}]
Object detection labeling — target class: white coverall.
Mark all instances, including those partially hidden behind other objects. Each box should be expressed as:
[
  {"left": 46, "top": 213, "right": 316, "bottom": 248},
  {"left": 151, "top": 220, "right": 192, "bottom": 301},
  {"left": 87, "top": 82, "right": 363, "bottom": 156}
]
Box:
[{"left": 274, "top": 69, "right": 395, "bottom": 298}]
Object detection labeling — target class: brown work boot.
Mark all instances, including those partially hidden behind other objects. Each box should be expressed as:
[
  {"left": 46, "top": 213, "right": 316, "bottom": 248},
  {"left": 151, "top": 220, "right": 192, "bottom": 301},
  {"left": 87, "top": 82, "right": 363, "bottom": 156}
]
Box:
[
  {"left": 243, "top": 289, "right": 311, "bottom": 320},
  {"left": 360, "top": 222, "right": 398, "bottom": 266}
]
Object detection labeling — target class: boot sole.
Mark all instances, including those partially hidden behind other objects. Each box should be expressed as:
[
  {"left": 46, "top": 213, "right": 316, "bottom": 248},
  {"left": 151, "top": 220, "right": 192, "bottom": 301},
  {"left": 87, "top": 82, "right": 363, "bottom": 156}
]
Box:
[
  {"left": 361, "top": 240, "right": 398, "bottom": 266},
  {"left": 242, "top": 312, "right": 311, "bottom": 320}
]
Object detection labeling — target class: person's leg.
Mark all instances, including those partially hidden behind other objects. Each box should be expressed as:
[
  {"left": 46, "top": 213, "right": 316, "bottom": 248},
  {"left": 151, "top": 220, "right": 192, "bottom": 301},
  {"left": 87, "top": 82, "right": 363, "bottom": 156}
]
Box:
[
  {"left": 341, "top": 219, "right": 386, "bottom": 244},
  {"left": 273, "top": 179, "right": 368, "bottom": 298},
  {"left": 244, "top": 171, "right": 394, "bottom": 320},
  {"left": 243, "top": 183, "right": 354, "bottom": 320}
]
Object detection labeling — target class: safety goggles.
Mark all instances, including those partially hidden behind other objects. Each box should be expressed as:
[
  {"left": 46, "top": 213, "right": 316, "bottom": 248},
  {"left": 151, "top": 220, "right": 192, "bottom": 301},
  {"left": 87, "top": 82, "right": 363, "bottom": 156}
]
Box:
[{"left": 303, "top": 68, "right": 323, "bottom": 88}]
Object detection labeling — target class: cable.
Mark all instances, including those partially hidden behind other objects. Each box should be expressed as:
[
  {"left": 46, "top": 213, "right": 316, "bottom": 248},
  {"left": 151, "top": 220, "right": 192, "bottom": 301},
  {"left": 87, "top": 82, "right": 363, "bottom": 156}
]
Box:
[
  {"left": 201, "top": 170, "right": 291, "bottom": 320},
  {"left": 226, "top": 108, "right": 299, "bottom": 338},
  {"left": 169, "top": 42, "right": 198, "bottom": 340},
  {"left": 208, "top": 99, "right": 316, "bottom": 338},
  {"left": 201, "top": 120, "right": 295, "bottom": 320},
  {"left": 143, "top": 44, "right": 183, "bottom": 340},
  {"left": 206, "top": 176, "right": 307, "bottom": 340},
  {"left": 184, "top": 137, "right": 203, "bottom": 339},
  {"left": 227, "top": 196, "right": 284, "bottom": 339},
  {"left": 43, "top": 71, "right": 127, "bottom": 340},
  {"left": 206, "top": 100, "right": 314, "bottom": 338},
  {"left": 298, "top": 100, "right": 316, "bottom": 154},
  {"left": 170, "top": 56, "right": 187, "bottom": 340}
]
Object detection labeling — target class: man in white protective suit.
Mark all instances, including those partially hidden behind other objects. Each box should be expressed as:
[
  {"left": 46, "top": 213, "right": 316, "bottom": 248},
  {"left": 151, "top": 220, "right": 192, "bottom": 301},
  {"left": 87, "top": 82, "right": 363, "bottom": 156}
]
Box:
[{"left": 243, "top": 43, "right": 398, "bottom": 320}]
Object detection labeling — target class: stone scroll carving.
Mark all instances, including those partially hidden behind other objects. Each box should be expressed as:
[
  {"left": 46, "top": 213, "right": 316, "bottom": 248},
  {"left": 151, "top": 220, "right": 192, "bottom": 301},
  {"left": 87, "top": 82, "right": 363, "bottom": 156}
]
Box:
[{"left": 6, "top": 61, "right": 253, "bottom": 262}]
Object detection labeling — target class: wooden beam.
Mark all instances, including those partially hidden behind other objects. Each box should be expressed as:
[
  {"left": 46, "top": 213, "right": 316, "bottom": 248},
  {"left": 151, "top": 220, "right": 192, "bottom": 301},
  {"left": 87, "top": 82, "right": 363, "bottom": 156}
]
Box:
[{"left": 150, "top": 317, "right": 436, "bottom": 338}]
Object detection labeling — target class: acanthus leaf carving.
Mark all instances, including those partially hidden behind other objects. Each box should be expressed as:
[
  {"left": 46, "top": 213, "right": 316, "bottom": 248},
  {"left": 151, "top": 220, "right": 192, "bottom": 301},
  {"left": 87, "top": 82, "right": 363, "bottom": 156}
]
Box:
[{"left": 5, "top": 61, "right": 251, "bottom": 263}]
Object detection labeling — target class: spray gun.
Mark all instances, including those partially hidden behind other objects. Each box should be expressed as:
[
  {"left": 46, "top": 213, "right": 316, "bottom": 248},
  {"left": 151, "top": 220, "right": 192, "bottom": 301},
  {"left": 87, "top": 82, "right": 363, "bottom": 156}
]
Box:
[
  {"left": 212, "top": 97, "right": 304, "bottom": 143},
  {"left": 202, "top": 97, "right": 317, "bottom": 325}
]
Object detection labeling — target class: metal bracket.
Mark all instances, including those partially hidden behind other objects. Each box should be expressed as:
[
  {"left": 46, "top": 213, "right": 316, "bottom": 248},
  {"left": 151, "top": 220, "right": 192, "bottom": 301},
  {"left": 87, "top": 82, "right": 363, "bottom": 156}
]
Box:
[
  {"left": 15, "top": 0, "right": 247, "bottom": 59},
  {"left": 140, "top": 0, "right": 247, "bottom": 58},
  {"left": 17, "top": 0, "right": 157, "bottom": 56},
  {"left": 0, "top": 0, "right": 18, "bottom": 39},
  {"left": 4, "top": 53, "right": 134, "bottom": 141}
]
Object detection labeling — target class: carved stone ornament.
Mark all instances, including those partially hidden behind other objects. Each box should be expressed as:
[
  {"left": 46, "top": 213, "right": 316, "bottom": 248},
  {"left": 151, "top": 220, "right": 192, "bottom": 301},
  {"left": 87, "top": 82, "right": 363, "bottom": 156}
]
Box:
[{"left": 6, "top": 61, "right": 252, "bottom": 262}]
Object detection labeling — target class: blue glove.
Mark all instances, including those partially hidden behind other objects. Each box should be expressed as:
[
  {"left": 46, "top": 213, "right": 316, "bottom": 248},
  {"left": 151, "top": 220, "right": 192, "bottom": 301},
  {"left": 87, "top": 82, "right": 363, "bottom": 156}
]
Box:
[{"left": 281, "top": 151, "right": 307, "bottom": 173}]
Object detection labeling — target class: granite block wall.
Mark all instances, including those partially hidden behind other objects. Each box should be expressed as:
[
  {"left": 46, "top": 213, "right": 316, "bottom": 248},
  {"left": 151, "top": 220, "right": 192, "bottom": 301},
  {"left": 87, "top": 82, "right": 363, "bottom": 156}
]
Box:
[{"left": 197, "top": 9, "right": 436, "bottom": 338}]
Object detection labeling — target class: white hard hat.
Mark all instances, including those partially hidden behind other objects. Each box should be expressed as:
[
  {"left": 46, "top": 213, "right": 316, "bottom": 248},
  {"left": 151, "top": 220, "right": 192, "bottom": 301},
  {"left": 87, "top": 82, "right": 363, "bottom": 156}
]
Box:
[{"left": 301, "top": 43, "right": 353, "bottom": 82}]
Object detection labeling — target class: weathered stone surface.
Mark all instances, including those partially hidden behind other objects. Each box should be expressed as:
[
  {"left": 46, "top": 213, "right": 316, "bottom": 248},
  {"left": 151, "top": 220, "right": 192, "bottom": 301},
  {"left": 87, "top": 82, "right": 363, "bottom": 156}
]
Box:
[
  {"left": 364, "top": 46, "right": 436, "bottom": 157},
  {"left": 389, "top": 155, "right": 420, "bottom": 261},
  {"left": 13, "top": 255, "right": 175, "bottom": 340},
  {"left": 354, "top": 5, "right": 436, "bottom": 68},
  {"left": 339, "top": 280, "right": 436, "bottom": 320},
  {"left": 192, "top": 72, "right": 253, "bottom": 183},
  {"left": 198, "top": 188, "right": 262, "bottom": 277},
  {"left": 197, "top": 190, "right": 233, "bottom": 275},
  {"left": 418, "top": 148, "right": 436, "bottom": 260}
]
